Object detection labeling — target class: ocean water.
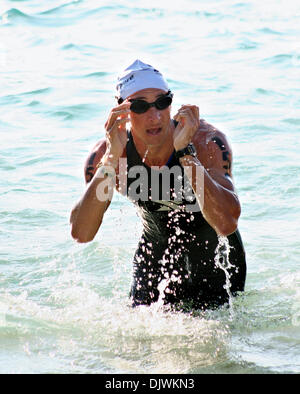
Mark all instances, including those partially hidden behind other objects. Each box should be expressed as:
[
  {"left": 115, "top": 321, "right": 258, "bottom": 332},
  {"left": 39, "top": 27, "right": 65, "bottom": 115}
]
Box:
[{"left": 0, "top": 0, "right": 299, "bottom": 374}]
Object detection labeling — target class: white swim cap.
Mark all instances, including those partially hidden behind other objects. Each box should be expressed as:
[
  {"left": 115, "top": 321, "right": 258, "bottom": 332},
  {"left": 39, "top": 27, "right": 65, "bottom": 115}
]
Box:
[{"left": 116, "top": 59, "right": 169, "bottom": 100}]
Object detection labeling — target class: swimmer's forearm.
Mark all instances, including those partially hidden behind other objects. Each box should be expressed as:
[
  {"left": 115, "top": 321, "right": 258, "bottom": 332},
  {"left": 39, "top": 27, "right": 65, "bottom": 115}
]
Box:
[
  {"left": 201, "top": 173, "right": 240, "bottom": 236},
  {"left": 70, "top": 166, "right": 115, "bottom": 243},
  {"left": 179, "top": 156, "right": 240, "bottom": 236}
]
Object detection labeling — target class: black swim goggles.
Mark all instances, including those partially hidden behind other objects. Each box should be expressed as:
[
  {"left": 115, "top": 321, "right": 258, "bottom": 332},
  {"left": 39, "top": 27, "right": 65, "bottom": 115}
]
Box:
[{"left": 118, "top": 91, "right": 173, "bottom": 114}]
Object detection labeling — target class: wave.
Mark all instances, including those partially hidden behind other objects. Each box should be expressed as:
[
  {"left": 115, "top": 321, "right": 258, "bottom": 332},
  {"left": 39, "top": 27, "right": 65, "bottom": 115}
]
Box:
[
  {"left": 0, "top": 95, "right": 22, "bottom": 105},
  {"left": 46, "top": 103, "right": 100, "bottom": 121},
  {"left": 1, "top": 7, "right": 78, "bottom": 27},
  {"left": 60, "top": 43, "right": 109, "bottom": 58},
  {"left": 37, "top": 2, "right": 120, "bottom": 18},
  {"left": 80, "top": 72, "right": 110, "bottom": 80},
  {"left": 20, "top": 87, "right": 52, "bottom": 96},
  {"left": 263, "top": 53, "right": 294, "bottom": 65},
  {"left": 1, "top": 4, "right": 128, "bottom": 28},
  {"left": 282, "top": 118, "right": 300, "bottom": 125},
  {"left": 38, "top": 0, "right": 84, "bottom": 16},
  {"left": 258, "top": 27, "right": 283, "bottom": 35},
  {"left": 1, "top": 208, "right": 62, "bottom": 223},
  {"left": 255, "top": 87, "right": 287, "bottom": 97},
  {"left": 1, "top": 8, "right": 32, "bottom": 24},
  {"left": 1, "top": 4, "right": 223, "bottom": 29},
  {"left": 0, "top": 89, "right": 51, "bottom": 113},
  {"left": 18, "top": 156, "right": 50, "bottom": 167},
  {"left": 238, "top": 39, "right": 259, "bottom": 50},
  {"left": 0, "top": 89, "right": 50, "bottom": 106}
]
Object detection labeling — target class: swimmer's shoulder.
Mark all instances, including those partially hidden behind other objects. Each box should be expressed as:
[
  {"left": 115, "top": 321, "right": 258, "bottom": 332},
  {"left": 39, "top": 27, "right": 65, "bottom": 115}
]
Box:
[
  {"left": 84, "top": 139, "right": 107, "bottom": 183},
  {"left": 84, "top": 139, "right": 128, "bottom": 184},
  {"left": 193, "top": 119, "right": 232, "bottom": 151},
  {"left": 192, "top": 119, "right": 233, "bottom": 173}
]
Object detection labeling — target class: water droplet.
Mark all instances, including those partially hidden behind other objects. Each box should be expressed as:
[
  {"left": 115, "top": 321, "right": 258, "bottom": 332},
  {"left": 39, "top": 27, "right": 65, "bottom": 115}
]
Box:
[{"left": 142, "top": 149, "right": 149, "bottom": 163}]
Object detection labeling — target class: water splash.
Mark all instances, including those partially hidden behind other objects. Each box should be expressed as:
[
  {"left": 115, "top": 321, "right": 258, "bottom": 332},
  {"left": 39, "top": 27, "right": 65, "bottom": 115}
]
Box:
[
  {"left": 142, "top": 149, "right": 148, "bottom": 163},
  {"left": 152, "top": 212, "right": 187, "bottom": 310},
  {"left": 153, "top": 277, "right": 170, "bottom": 311},
  {"left": 214, "top": 236, "right": 235, "bottom": 318}
]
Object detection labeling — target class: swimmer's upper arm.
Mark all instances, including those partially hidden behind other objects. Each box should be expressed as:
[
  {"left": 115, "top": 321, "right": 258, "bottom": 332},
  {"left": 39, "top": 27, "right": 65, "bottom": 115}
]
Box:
[
  {"left": 203, "top": 130, "right": 236, "bottom": 192},
  {"left": 84, "top": 139, "right": 107, "bottom": 184}
]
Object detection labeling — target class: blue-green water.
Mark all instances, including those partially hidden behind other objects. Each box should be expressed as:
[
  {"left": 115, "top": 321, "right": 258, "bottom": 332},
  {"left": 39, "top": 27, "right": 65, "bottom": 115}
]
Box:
[{"left": 0, "top": 0, "right": 299, "bottom": 374}]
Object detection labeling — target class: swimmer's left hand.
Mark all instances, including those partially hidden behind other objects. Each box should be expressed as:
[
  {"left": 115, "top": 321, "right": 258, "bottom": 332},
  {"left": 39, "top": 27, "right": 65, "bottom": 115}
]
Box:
[{"left": 173, "top": 105, "right": 200, "bottom": 151}]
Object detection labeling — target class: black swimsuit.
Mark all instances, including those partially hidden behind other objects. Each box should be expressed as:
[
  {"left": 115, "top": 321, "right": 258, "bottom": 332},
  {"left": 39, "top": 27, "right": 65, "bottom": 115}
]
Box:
[{"left": 126, "top": 131, "right": 246, "bottom": 310}]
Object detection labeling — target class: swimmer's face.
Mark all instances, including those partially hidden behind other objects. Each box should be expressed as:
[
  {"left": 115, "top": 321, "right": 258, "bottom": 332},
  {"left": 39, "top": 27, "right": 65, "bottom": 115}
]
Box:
[{"left": 127, "top": 88, "right": 172, "bottom": 147}]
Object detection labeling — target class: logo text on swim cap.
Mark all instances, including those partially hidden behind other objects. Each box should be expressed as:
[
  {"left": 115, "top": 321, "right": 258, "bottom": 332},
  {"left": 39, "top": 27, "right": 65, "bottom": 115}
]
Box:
[{"left": 119, "top": 74, "right": 135, "bottom": 89}]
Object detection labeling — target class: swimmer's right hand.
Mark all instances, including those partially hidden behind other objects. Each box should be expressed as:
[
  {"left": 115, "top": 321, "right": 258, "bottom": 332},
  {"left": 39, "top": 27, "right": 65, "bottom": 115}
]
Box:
[{"left": 103, "top": 102, "right": 131, "bottom": 166}]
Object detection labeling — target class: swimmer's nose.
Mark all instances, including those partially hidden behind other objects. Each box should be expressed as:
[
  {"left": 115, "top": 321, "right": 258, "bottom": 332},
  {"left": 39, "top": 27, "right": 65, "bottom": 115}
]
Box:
[{"left": 147, "top": 106, "right": 161, "bottom": 122}]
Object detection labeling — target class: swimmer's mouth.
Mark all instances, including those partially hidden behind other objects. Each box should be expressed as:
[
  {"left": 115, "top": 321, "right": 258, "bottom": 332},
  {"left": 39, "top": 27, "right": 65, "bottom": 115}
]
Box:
[{"left": 146, "top": 127, "right": 162, "bottom": 135}]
